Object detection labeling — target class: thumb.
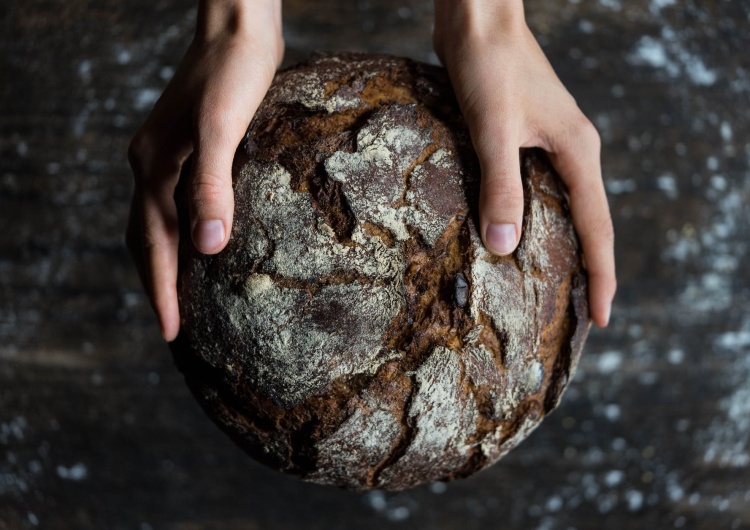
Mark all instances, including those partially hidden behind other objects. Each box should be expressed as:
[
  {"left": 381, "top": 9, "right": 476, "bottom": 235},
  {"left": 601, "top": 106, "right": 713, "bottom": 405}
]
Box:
[
  {"left": 188, "top": 107, "right": 244, "bottom": 255},
  {"left": 476, "top": 141, "right": 525, "bottom": 256}
]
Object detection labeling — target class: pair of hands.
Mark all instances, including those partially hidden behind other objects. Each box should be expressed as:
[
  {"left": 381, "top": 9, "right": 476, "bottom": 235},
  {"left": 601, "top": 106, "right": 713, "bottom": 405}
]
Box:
[{"left": 127, "top": 0, "right": 616, "bottom": 342}]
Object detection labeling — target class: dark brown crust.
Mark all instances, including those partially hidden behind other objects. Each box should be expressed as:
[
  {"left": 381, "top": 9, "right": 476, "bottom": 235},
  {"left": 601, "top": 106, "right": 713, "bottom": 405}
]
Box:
[{"left": 171, "top": 52, "right": 589, "bottom": 491}]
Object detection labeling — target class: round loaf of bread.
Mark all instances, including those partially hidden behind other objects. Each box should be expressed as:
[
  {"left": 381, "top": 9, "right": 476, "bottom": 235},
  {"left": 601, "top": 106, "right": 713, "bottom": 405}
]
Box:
[{"left": 171, "top": 52, "right": 590, "bottom": 491}]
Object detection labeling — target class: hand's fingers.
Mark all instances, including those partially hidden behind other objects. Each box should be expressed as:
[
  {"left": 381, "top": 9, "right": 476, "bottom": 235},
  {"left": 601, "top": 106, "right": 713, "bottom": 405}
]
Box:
[
  {"left": 547, "top": 119, "right": 616, "bottom": 327},
  {"left": 125, "top": 195, "right": 148, "bottom": 293},
  {"left": 138, "top": 182, "right": 181, "bottom": 341},
  {"left": 128, "top": 128, "right": 188, "bottom": 342},
  {"left": 189, "top": 57, "right": 274, "bottom": 255}
]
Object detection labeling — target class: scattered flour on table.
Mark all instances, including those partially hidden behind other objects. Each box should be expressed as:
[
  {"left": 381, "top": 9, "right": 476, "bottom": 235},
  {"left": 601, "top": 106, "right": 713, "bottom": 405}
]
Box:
[
  {"left": 700, "top": 323, "right": 750, "bottom": 468},
  {"left": 628, "top": 25, "right": 717, "bottom": 86}
]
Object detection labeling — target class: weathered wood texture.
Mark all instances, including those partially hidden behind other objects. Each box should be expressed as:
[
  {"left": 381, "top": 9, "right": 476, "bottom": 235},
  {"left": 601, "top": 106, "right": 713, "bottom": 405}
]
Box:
[{"left": 1, "top": 0, "right": 749, "bottom": 528}]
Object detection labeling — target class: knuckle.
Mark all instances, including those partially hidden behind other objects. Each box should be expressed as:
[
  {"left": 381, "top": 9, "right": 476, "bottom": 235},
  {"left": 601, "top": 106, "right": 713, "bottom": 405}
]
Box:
[
  {"left": 197, "top": 115, "right": 244, "bottom": 151},
  {"left": 573, "top": 116, "right": 601, "bottom": 149},
  {"left": 275, "top": 38, "right": 285, "bottom": 68},
  {"left": 484, "top": 191, "right": 525, "bottom": 212},
  {"left": 128, "top": 131, "right": 148, "bottom": 166},
  {"left": 199, "top": 108, "right": 227, "bottom": 131},
  {"left": 481, "top": 186, "right": 524, "bottom": 212},
  {"left": 191, "top": 174, "right": 229, "bottom": 209},
  {"left": 140, "top": 223, "right": 163, "bottom": 256},
  {"left": 596, "top": 217, "right": 616, "bottom": 244},
  {"left": 583, "top": 215, "right": 615, "bottom": 252},
  {"left": 128, "top": 130, "right": 157, "bottom": 180},
  {"left": 481, "top": 180, "right": 525, "bottom": 209},
  {"left": 607, "top": 276, "right": 618, "bottom": 296}
]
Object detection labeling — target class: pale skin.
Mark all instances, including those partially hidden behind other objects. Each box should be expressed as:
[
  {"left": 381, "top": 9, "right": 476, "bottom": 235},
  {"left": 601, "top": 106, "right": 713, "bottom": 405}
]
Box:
[{"left": 127, "top": 0, "right": 616, "bottom": 342}]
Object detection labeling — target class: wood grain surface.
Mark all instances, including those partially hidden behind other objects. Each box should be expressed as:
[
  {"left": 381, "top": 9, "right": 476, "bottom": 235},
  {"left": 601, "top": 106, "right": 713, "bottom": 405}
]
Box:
[{"left": 1, "top": 0, "right": 749, "bottom": 528}]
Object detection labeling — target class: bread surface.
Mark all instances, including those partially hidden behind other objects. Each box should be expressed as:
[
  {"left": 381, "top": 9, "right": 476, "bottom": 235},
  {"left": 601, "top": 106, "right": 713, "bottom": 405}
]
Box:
[{"left": 172, "top": 52, "right": 589, "bottom": 490}]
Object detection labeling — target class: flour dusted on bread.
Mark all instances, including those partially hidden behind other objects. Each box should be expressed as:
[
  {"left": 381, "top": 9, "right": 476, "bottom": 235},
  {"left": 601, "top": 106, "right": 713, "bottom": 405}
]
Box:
[{"left": 172, "top": 53, "right": 589, "bottom": 491}]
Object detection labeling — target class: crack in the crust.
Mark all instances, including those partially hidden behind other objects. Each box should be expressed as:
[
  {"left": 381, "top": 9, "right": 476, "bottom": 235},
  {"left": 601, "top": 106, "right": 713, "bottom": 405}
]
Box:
[
  {"left": 392, "top": 141, "right": 440, "bottom": 209},
  {"left": 474, "top": 311, "right": 508, "bottom": 370},
  {"left": 495, "top": 397, "right": 544, "bottom": 449},
  {"left": 384, "top": 217, "right": 474, "bottom": 369},
  {"left": 252, "top": 269, "right": 392, "bottom": 293},
  {"left": 361, "top": 221, "right": 397, "bottom": 248},
  {"left": 289, "top": 417, "right": 321, "bottom": 473},
  {"left": 367, "top": 373, "right": 418, "bottom": 488},
  {"left": 450, "top": 354, "right": 491, "bottom": 479},
  {"left": 360, "top": 216, "right": 475, "bottom": 488},
  {"left": 308, "top": 161, "right": 358, "bottom": 244},
  {"left": 543, "top": 290, "right": 577, "bottom": 414}
]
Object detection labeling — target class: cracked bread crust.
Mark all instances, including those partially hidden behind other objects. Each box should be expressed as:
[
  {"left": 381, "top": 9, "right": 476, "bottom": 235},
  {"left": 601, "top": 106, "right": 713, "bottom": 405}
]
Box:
[{"left": 171, "top": 52, "right": 590, "bottom": 491}]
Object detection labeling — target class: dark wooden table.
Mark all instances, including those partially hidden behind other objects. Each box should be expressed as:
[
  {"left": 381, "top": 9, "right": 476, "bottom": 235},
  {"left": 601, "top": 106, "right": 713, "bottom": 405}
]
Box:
[{"left": 2, "top": 1, "right": 749, "bottom": 528}]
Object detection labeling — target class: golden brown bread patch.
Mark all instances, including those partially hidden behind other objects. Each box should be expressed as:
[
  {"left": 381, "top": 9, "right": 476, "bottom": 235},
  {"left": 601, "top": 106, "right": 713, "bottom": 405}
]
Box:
[{"left": 171, "top": 52, "right": 590, "bottom": 491}]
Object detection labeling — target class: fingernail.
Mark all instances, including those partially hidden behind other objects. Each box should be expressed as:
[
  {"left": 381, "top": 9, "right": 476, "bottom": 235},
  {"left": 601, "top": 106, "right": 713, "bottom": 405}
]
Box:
[
  {"left": 485, "top": 223, "right": 517, "bottom": 255},
  {"left": 603, "top": 303, "right": 612, "bottom": 327},
  {"left": 194, "top": 220, "right": 225, "bottom": 253}
]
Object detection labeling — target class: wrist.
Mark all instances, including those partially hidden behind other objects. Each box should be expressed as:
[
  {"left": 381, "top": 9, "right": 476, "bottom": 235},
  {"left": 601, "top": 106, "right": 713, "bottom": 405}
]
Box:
[
  {"left": 197, "top": 0, "right": 282, "bottom": 43},
  {"left": 433, "top": 0, "right": 526, "bottom": 48}
]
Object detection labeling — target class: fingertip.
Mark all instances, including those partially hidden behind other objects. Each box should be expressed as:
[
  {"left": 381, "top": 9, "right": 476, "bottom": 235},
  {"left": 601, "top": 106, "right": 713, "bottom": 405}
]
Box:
[
  {"left": 484, "top": 223, "right": 519, "bottom": 256},
  {"left": 592, "top": 302, "right": 611, "bottom": 328},
  {"left": 155, "top": 295, "right": 181, "bottom": 342},
  {"left": 589, "top": 277, "right": 615, "bottom": 328},
  {"left": 160, "top": 318, "right": 180, "bottom": 343},
  {"left": 192, "top": 219, "right": 227, "bottom": 254}
]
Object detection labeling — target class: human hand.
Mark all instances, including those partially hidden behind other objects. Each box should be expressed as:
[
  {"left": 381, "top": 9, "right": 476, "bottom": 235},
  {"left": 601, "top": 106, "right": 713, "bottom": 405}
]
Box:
[
  {"left": 127, "top": 0, "right": 284, "bottom": 341},
  {"left": 433, "top": 0, "right": 616, "bottom": 326}
]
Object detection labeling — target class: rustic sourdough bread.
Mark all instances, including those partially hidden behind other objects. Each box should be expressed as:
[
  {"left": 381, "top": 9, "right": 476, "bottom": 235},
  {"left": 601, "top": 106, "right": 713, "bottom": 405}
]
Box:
[{"left": 171, "top": 52, "right": 590, "bottom": 490}]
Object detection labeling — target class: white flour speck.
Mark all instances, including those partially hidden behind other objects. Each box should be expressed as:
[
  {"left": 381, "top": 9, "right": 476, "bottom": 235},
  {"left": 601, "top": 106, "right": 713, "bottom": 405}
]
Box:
[
  {"left": 134, "top": 88, "right": 160, "bottom": 111},
  {"left": 657, "top": 174, "right": 678, "bottom": 199},
  {"left": 387, "top": 506, "right": 410, "bottom": 521},
  {"left": 606, "top": 179, "right": 637, "bottom": 195},
  {"left": 596, "top": 351, "right": 623, "bottom": 374},
  {"left": 631, "top": 37, "right": 669, "bottom": 68},
  {"left": 56, "top": 463, "right": 88, "bottom": 481},
  {"left": 604, "top": 469, "right": 624, "bottom": 487},
  {"left": 430, "top": 481, "right": 447, "bottom": 494},
  {"left": 667, "top": 349, "right": 684, "bottom": 364},
  {"left": 599, "top": 0, "right": 622, "bottom": 11},
  {"left": 366, "top": 491, "right": 387, "bottom": 511},
  {"left": 626, "top": 489, "right": 644, "bottom": 511},
  {"left": 649, "top": 0, "right": 675, "bottom": 13},
  {"left": 603, "top": 404, "right": 621, "bottom": 422},
  {"left": 545, "top": 495, "right": 563, "bottom": 512},
  {"left": 720, "top": 122, "right": 733, "bottom": 142}
]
